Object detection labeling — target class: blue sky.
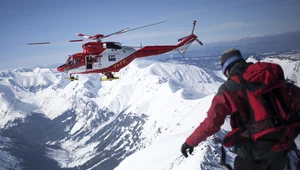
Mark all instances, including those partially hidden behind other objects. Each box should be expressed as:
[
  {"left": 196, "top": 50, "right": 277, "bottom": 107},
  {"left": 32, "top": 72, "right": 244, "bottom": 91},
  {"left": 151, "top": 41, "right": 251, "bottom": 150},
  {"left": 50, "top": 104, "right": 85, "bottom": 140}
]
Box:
[{"left": 0, "top": 0, "right": 299, "bottom": 69}]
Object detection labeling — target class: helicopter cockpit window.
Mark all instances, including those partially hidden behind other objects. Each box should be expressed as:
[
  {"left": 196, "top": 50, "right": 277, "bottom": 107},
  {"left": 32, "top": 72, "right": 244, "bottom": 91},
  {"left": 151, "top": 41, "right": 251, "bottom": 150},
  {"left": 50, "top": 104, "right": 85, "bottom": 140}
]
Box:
[
  {"left": 108, "top": 55, "right": 116, "bottom": 62},
  {"left": 103, "top": 43, "right": 122, "bottom": 50},
  {"left": 74, "top": 58, "right": 78, "bottom": 65},
  {"left": 66, "top": 58, "right": 72, "bottom": 65}
]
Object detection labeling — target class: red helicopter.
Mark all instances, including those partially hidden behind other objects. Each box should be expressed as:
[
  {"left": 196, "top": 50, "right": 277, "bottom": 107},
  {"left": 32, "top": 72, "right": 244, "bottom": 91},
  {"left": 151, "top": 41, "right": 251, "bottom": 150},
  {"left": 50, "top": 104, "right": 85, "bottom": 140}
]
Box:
[{"left": 29, "top": 20, "right": 203, "bottom": 81}]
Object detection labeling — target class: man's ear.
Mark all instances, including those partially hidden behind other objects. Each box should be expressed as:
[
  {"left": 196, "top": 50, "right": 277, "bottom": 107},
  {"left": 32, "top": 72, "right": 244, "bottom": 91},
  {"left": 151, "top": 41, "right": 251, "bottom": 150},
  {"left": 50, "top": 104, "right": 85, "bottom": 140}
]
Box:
[{"left": 225, "top": 69, "right": 230, "bottom": 78}]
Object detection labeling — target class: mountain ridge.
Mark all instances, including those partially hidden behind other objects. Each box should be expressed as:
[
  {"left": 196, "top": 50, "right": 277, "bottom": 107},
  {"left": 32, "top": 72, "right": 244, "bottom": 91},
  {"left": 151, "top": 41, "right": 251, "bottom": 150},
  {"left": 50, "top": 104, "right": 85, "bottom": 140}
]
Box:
[{"left": 0, "top": 52, "right": 300, "bottom": 169}]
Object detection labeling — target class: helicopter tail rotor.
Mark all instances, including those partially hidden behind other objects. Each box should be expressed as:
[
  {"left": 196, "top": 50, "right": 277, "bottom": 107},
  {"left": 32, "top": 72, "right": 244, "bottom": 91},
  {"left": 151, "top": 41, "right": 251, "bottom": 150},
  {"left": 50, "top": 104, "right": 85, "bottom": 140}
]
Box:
[
  {"left": 196, "top": 38, "right": 203, "bottom": 46},
  {"left": 191, "top": 20, "right": 203, "bottom": 46},
  {"left": 175, "top": 20, "right": 203, "bottom": 57},
  {"left": 191, "top": 20, "right": 196, "bottom": 35}
]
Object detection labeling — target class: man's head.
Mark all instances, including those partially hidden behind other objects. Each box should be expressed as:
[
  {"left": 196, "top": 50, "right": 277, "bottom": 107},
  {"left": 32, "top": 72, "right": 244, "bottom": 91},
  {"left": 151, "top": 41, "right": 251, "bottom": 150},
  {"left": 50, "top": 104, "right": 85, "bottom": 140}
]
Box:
[{"left": 221, "top": 48, "right": 244, "bottom": 76}]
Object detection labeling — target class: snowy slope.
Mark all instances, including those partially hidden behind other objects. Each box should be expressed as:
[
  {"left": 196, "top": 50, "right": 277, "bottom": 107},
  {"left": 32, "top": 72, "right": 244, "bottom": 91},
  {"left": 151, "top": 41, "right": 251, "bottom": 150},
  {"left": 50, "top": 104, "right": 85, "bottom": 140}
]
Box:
[
  {"left": 37, "top": 59, "right": 225, "bottom": 169},
  {"left": 0, "top": 53, "right": 300, "bottom": 170},
  {"left": 115, "top": 54, "right": 300, "bottom": 170},
  {"left": 0, "top": 67, "right": 60, "bottom": 129},
  {"left": 114, "top": 95, "right": 235, "bottom": 170},
  {"left": 263, "top": 56, "right": 300, "bottom": 86},
  {"left": 0, "top": 57, "right": 225, "bottom": 169}
]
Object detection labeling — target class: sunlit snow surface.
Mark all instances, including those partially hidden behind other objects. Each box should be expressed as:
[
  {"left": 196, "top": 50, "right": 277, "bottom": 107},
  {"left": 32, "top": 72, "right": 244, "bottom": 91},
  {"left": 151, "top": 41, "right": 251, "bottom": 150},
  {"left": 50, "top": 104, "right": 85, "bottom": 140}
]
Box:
[
  {"left": 43, "top": 59, "right": 224, "bottom": 168},
  {"left": 0, "top": 52, "right": 299, "bottom": 170},
  {"left": 115, "top": 53, "right": 300, "bottom": 170}
]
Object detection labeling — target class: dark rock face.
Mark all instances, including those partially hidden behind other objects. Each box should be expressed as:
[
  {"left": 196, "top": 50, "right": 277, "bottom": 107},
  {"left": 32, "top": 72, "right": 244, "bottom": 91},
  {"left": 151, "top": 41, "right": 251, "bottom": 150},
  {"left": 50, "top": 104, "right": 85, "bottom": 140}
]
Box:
[{"left": 0, "top": 108, "right": 147, "bottom": 170}]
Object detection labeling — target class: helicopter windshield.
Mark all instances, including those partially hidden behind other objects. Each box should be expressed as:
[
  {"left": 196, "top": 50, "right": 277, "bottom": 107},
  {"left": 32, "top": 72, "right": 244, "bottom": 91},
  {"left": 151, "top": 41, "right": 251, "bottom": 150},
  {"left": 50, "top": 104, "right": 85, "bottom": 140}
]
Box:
[{"left": 66, "top": 57, "right": 73, "bottom": 65}]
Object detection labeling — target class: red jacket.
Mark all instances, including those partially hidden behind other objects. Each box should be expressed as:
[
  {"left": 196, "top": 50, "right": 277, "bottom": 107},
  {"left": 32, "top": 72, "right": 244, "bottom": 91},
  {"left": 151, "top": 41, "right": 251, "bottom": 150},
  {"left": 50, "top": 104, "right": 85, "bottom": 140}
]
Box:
[
  {"left": 186, "top": 77, "right": 248, "bottom": 147},
  {"left": 186, "top": 63, "right": 300, "bottom": 147}
]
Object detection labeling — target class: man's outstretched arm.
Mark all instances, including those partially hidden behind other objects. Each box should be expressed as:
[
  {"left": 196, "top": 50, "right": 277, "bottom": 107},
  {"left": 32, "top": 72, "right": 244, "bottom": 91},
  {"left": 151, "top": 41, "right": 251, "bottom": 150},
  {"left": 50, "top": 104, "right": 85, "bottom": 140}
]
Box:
[{"left": 186, "top": 94, "right": 230, "bottom": 147}]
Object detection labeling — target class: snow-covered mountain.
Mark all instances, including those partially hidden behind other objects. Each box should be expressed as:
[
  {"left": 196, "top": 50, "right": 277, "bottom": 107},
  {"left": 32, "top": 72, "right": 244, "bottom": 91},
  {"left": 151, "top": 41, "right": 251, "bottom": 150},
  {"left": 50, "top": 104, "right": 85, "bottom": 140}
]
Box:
[
  {"left": 0, "top": 51, "right": 300, "bottom": 170},
  {"left": 0, "top": 57, "right": 225, "bottom": 170},
  {"left": 115, "top": 53, "right": 300, "bottom": 170},
  {"left": 193, "top": 31, "right": 300, "bottom": 57}
]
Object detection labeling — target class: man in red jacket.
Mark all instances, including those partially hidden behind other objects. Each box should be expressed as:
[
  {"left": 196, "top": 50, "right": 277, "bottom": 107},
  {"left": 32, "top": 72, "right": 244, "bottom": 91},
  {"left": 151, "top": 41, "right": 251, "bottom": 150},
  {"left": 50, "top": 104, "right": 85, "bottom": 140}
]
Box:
[{"left": 181, "top": 48, "right": 300, "bottom": 170}]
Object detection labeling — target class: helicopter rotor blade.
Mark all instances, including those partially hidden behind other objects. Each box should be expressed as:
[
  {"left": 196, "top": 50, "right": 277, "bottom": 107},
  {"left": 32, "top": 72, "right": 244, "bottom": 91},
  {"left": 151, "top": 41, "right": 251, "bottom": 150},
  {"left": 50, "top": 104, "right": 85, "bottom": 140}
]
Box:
[
  {"left": 103, "top": 20, "right": 168, "bottom": 39},
  {"left": 27, "top": 39, "right": 84, "bottom": 45},
  {"left": 120, "top": 20, "right": 168, "bottom": 34},
  {"left": 102, "top": 28, "right": 130, "bottom": 38},
  {"left": 196, "top": 38, "right": 203, "bottom": 46},
  {"left": 75, "top": 20, "right": 167, "bottom": 41},
  {"left": 191, "top": 20, "right": 196, "bottom": 35},
  {"left": 28, "top": 42, "right": 50, "bottom": 45},
  {"left": 76, "top": 33, "right": 95, "bottom": 40}
]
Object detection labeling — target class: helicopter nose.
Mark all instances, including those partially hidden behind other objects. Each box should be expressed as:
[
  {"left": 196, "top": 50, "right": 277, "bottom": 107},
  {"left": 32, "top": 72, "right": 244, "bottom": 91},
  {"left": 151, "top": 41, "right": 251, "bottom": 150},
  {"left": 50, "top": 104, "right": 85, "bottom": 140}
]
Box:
[{"left": 57, "top": 64, "right": 66, "bottom": 72}]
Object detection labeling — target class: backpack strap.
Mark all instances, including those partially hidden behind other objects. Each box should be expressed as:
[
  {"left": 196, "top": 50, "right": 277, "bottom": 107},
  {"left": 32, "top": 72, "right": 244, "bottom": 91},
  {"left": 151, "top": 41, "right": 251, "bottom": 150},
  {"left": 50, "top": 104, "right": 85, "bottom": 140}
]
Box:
[
  {"left": 221, "top": 73, "right": 255, "bottom": 169},
  {"left": 237, "top": 73, "right": 255, "bottom": 161}
]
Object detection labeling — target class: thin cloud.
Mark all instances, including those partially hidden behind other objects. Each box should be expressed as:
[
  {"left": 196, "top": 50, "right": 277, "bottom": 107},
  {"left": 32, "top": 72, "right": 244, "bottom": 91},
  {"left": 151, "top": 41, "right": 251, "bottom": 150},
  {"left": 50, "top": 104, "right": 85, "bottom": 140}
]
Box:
[
  {"left": 158, "top": 10, "right": 205, "bottom": 20},
  {"left": 202, "top": 22, "right": 251, "bottom": 32}
]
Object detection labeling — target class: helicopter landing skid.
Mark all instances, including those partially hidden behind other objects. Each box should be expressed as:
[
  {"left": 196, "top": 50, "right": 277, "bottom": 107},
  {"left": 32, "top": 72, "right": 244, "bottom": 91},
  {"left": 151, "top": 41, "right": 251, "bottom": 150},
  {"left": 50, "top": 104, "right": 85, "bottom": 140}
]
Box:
[
  {"left": 66, "top": 77, "right": 79, "bottom": 81},
  {"left": 100, "top": 76, "right": 119, "bottom": 81}
]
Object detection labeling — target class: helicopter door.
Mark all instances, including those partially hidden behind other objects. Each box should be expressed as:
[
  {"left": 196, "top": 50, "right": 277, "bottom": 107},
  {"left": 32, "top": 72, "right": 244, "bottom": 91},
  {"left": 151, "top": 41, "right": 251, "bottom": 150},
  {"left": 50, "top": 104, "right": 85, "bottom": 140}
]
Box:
[
  {"left": 96, "top": 55, "right": 102, "bottom": 68},
  {"left": 86, "top": 56, "right": 93, "bottom": 69}
]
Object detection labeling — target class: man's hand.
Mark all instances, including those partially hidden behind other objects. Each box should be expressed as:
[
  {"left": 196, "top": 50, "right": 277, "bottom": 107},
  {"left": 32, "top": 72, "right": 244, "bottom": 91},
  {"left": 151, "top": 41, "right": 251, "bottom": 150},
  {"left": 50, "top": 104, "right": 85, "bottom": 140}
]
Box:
[{"left": 181, "top": 142, "right": 194, "bottom": 158}]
